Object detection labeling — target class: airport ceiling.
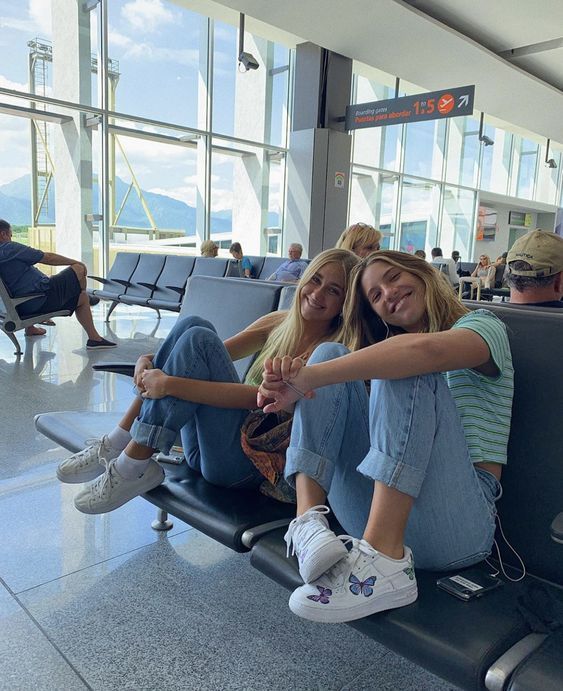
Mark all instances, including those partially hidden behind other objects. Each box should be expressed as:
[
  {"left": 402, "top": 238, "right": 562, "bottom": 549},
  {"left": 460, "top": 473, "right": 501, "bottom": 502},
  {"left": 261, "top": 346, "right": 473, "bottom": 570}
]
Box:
[{"left": 209, "top": 0, "right": 563, "bottom": 146}]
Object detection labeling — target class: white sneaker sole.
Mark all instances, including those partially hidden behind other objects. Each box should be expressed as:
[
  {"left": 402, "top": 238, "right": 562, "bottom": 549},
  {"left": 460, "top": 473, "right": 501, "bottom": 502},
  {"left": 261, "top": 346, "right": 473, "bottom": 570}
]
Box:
[
  {"left": 56, "top": 465, "right": 105, "bottom": 484},
  {"left": 74, "top": 466, "right": 164, "bottom": 515},
  {"left": 289, "top": 584, "right": 418, "bottom": 623}
]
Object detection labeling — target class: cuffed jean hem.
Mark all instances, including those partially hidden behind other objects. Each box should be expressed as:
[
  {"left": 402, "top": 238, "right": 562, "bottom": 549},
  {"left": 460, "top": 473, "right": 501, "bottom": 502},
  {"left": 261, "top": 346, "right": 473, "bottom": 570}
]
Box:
[
  {"left": 358, "top": 448, "right": 426, "bottom": 498},
  {"left": 285, "top": 447, "right": 335, "bottom": 493},
  {"left": 130, "top": 418, "right": 177, "bottom": 455}
]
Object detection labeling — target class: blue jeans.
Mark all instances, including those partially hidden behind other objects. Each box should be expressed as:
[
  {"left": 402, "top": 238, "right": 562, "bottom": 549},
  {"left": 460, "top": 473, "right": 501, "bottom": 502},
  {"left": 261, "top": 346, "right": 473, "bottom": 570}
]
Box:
[
  {"left": 285, "top": 342, "right": 501, "bottom": 570},
  {"left": 130, "top": 317, "right": 263, "bottom": 489}
]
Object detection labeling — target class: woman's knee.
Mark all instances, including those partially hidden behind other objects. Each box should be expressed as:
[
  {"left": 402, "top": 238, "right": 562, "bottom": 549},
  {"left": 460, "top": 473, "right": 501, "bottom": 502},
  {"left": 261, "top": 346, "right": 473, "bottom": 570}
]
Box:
[
  {"left": 308, "top": 341, "right": 350, "bottom": 364},
  {"left": 175, "top": 315, "right": 216, "bottom": 335}
]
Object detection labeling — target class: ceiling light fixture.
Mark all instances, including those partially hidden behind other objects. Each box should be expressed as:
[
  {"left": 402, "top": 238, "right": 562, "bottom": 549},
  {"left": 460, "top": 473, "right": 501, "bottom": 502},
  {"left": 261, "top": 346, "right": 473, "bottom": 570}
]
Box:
[
  {"left": 545, "top": 138, "right": 557, "bottom": 168},
  {"left": 478, "top": 113, "right": 494, "bottom": 146},
  {"left": 238, "top": 13, "right": 259, "bottom": 72}
]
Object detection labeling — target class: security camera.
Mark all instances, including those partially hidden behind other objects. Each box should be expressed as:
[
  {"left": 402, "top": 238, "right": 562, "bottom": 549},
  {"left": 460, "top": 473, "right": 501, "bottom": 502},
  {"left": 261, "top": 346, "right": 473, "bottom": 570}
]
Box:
[
  {"left": 238, "top": 51, "right": 259, "bottom": 71},
  {"left": 546, "top": 158, "right": 557, "bottom": 169},
  {"left": 479, "top": 135, "right": 494, "bottom": 146}
]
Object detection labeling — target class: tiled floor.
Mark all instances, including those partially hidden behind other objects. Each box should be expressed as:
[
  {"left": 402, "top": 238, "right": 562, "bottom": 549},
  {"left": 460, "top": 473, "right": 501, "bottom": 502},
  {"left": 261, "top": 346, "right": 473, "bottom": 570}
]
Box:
[{"left": 0, "top": 304, "right": 457, "bottom": 690}]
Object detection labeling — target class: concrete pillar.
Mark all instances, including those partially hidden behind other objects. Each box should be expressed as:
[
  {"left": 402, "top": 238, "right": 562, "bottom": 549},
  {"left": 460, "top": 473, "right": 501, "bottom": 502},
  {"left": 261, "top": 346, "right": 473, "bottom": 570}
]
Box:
[
  {"left": 285, "top": 43, "right": 352, "bottom": 258},
  {"left": 51, "top": 0, "right": 93, "bottom": 266}
]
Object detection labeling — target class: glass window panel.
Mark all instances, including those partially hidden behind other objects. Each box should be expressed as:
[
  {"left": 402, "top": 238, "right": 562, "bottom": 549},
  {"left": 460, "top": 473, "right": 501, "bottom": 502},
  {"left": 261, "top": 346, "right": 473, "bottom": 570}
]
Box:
[
  {"left": 399, "top": 177, "right": 440, "bottom": 253},
  {"left": 212, "top": 20, "right": 290, "bottom": 146},
  {"left": 403, "top": 119, "right": 446, "bottom": 180},
  {"left": 349, "top": 169, "right": 399, "bottom": 247},
  {"left": 440, "top": 186, "right": 475, "bottom": 261},
  {"left": 535, "top": 145, "right": 561, "bottom": 205},
  {"left": 108, "top": 0, "right": 204, "bottom": 126},
  {"left": 445, "top": 116, "right": 479, "bottom": 188},
  {"left": 110, "top": 128, "right": 199, "bottom": 250},
  {"left": 515, "top": 136, "right": 538, "bottom": 199},
  {"left": 0, "top": 1, "right": 53, "bottom": 94},
  {"left": 352, "top": 76, "right": 402, "bottom": 171},
  {"left": 479, "top": 125, "right": 512, "bottom": 195},
  {"left": 211, "top": 141, "right": 283, "bottom": 254}
]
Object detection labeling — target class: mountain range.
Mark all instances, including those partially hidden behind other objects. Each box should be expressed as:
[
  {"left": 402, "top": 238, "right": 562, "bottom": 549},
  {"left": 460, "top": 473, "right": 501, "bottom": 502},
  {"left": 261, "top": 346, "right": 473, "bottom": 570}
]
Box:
[{"left": 0, "top": 174, "right": 238, "bottom": 234}]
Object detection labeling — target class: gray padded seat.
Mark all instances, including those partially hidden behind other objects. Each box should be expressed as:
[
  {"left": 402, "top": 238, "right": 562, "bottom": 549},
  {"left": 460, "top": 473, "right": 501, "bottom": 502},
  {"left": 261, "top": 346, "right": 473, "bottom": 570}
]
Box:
[
  {"left": 147, "top": 255, "right": 195, "bottom": 312},
  {"left": 191, "top": 257, "right": 229, "bottom": 277},
  {"left": 258, "top": 256, "right": 288, "bottom": 280},
  {"left": 459, "top": 261, "right": 477, "bottom": 275},
  {"left": 277, "top": 285, "right": 297, "bottom": 311},
  {"left": 178, "top": 275, "right": 284, "bottom": 379},
  {"left": 89, "top": 252, "right": 140, "bottom": 301},
  {"left": 119, "top": 254, "right": 167, "bottom": 307},
  {"left": 247, "top": 256, "right": 265, "bottom": 278},
  {"left": 251, "top": 304, "right": 563, "bottom": 690}
]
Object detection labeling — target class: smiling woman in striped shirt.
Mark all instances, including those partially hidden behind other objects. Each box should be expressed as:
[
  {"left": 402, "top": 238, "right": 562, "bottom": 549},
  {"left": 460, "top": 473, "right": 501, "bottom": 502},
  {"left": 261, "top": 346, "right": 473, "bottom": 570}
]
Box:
[{"left": 258, "top": 250, "right": 514, "bottom": 625}]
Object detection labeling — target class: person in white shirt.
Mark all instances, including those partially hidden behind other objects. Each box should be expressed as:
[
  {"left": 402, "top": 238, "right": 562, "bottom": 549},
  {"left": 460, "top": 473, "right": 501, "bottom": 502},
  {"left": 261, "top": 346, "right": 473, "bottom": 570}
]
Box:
[{"left": 430, "top": 247, "right": 459, "bottom": 289}]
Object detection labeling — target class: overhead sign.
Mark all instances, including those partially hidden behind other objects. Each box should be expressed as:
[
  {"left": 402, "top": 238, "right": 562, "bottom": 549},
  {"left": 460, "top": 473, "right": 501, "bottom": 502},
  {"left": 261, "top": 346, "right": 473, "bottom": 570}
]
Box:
[{"left": 346, "top": 85, "right": 475, "bottom": 130}]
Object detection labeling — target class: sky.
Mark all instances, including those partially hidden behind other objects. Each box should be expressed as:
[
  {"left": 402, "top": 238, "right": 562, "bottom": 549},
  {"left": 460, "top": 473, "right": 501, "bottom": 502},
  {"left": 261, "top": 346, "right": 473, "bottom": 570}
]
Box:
[{"left": 0, "top": 0, "right": 287, "bottom": 218}]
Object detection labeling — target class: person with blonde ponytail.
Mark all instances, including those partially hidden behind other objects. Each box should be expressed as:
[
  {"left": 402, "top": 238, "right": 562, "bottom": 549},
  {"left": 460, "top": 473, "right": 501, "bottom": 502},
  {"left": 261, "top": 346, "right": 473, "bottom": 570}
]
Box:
[
  {"left": 55, "top": 249, "right": 358, "bottom": 515},
  {"left": 259, "top": 250, "right": 514, "bottom": 625}
]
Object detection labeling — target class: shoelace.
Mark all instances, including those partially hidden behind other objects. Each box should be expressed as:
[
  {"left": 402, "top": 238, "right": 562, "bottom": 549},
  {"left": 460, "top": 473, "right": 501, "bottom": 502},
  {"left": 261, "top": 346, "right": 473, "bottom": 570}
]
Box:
[
  {"left": 92, "top": 458, "right": 119, "bottom": 499},
  {"left": 317, "top": 537, "right": 368, "bottom": 588},
  {"left": 74, "top": 437, "right": 110, "bottom": 467},
  {"left": 285, "top": 505, "right": 331, "bottom": 557}
]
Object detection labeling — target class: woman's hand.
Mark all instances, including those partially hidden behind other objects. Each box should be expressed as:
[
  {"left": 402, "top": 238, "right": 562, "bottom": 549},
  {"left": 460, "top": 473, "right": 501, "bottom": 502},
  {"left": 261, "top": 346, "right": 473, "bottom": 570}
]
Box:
[
  {"left": 134, "top": 354, "right": 153, "bottom": 391},
  {"left": 257, "top": 356, "right": 314, "bottom": 413},
  {"left": 140, "top": 368, "right": 170, "bottom": 399}
]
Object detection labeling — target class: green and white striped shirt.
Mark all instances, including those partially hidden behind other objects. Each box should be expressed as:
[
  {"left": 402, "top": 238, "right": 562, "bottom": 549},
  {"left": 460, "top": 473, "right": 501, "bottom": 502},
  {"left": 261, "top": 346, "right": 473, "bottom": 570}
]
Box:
[{"left": 445, "top": 309, "right": 514, "bottom": 465}]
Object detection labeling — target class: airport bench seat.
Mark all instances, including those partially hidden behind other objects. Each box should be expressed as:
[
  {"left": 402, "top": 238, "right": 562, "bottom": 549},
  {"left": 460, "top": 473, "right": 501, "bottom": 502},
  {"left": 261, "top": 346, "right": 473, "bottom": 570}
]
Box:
[
  {"left": 250, "top": 526, "right": 531, "bottom": 691},
  {"left": 118, "top": 254, "right": 167, "bottom": 308},
  {"left": 146, "top": 255, "right": 196, "bottom": 312},
  {"left": 34, "top": 280, "right": 563, "bottom": 691},
  {"left": 0, "top": 276, "right": 72, "bottom": 355}
]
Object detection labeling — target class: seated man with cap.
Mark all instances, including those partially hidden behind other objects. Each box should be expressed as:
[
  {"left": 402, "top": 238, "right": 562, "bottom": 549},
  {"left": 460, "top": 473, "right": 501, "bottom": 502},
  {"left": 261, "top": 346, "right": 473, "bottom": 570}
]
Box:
[{"left": 505, "top": 229, "right": 563, "bottom": 308}]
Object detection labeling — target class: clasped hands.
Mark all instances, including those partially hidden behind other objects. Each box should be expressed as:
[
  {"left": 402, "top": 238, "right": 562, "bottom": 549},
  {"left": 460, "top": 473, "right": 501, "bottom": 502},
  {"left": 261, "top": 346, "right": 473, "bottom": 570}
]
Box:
[
  {"left": 257, "top": 356, "right": 315, "bottom": 413},
  {"left": 134, "top": 355, "right": 169, "bottom": 399}
]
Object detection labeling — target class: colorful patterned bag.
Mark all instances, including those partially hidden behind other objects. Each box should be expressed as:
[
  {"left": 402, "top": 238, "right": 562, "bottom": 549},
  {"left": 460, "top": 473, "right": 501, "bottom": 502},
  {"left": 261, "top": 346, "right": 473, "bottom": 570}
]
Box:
[{"left": 240, "top": 409, "right": 296, "bottom": 503}]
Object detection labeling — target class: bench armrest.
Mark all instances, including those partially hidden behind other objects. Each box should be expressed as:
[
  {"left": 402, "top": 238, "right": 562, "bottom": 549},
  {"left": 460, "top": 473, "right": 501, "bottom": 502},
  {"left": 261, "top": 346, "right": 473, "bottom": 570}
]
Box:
[
  {"left": 92, "top": 362, "right": 134, "bottom": 377},
  {"left": 113, "top": 279, "right": 131, "bottom": 287},
  {"left": 165, "top": 285, "right": 185, "bottom": 294},
  {"left": 11, "top": 292, "right": 47, "bottom": 307},
  {"left": 138, "top": 282, "right": 157, "bottom": 290},
  {"left": 88, "top": 275, "right": 108, "bottom": 284}
]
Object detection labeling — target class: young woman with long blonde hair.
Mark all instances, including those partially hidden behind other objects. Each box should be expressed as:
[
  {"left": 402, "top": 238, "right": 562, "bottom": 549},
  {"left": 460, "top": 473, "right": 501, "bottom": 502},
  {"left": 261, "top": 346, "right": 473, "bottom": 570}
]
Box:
[
  {"left": 56, "top": 249, "right": 358, "bottom": 514},
  {"left": 259, "top": 251, "right": 513, "bottom": 624}
]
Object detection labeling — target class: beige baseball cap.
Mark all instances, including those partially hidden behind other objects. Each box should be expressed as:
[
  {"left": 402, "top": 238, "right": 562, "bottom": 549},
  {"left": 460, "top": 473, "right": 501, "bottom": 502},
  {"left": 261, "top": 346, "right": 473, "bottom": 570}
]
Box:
[{"left": 506, "top": 229, "right": 563, "bottom": 277}]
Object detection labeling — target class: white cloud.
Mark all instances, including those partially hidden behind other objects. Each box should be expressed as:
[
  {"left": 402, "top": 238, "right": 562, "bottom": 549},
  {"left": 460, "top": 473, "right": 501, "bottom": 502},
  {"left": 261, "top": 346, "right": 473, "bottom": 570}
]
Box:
[
  {"left": 0, "top": 114, "right": 30, "bottom": 185},
  {"left": 149, "top": 184, "right": 196, "bottom": 206},
  {"left": 109, "top": 27, "right": 199, "bottom": 66},
  {"left": 0, "top": 74, "right": 29, "bottom": 92},
  {"left": 121, "top": 0, "right": 174, "bottom": 34},
  {"left": 29, "top": 0, "right": 51, "bottom": 35},
  {"left": 0, "top": 16, "right": 36, "bottom": 33}
]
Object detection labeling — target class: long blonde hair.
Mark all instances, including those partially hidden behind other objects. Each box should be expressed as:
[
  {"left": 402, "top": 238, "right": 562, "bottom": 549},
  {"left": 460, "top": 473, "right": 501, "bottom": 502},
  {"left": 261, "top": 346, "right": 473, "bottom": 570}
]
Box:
[
  {"left": 336, "top": 223, "right": 382, "bottom": 256},
  {"left": 342, "top": 250, "right": 468, "bottom": 350},
  {"left": 245, "top": 249, "right": 358, "bottom": 383}
]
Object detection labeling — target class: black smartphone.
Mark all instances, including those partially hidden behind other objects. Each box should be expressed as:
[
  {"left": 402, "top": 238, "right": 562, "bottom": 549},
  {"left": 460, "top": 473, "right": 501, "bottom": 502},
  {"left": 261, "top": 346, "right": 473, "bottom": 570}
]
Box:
[{"left": 436, "top": 568, "right": 502, "bottom": 601}]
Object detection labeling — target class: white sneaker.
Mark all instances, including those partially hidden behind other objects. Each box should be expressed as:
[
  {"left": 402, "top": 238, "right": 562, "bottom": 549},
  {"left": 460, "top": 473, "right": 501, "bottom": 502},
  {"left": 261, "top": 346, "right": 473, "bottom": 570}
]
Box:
[
  {"left": 73, "top": 458, "right": 164, "bottom": 514},
  {"left": 56, "top": 436, "right": 115, "bottom": 484},
  {"left": 289, "top": 539, "right": 418, "bottom": 623},
  {"left": 284, "top": 505, "right": 349, "bottom": 583}
]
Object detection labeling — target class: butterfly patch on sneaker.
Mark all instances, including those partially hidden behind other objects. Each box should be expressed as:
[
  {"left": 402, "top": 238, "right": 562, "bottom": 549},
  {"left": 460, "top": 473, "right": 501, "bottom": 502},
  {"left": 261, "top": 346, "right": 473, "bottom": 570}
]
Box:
[
  {"left": 403, "top": 565, "right": 415, "bottom": 580},
  {"left": 307, "top": 586, "right": 332, "bottom": 604},
  {"left": 349, "top": 574, "right": 376, "bottom": 597}
]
